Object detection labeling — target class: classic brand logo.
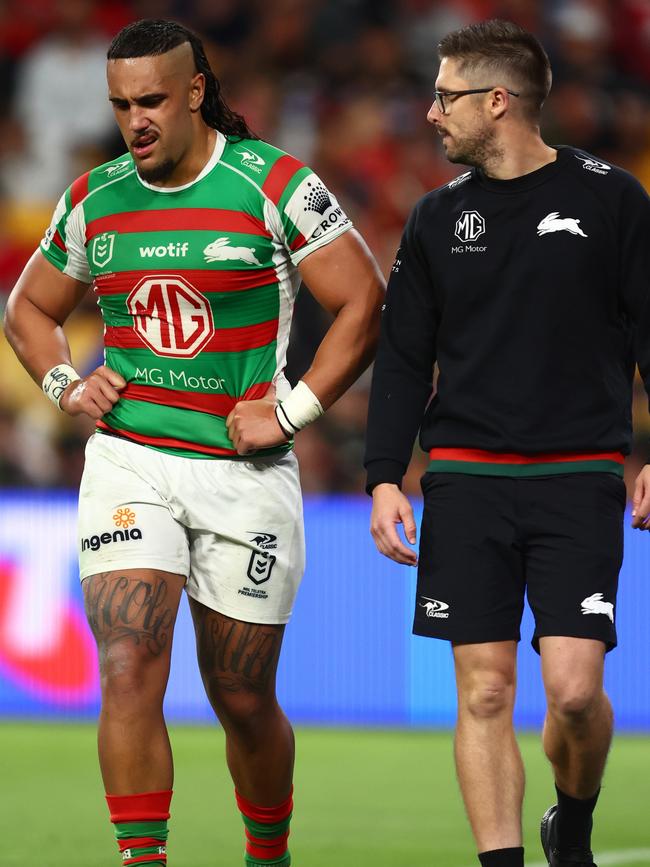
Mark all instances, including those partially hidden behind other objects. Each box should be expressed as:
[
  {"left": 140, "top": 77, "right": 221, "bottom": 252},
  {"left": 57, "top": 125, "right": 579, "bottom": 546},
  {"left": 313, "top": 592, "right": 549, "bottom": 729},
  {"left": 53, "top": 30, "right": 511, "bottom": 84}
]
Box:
[
  {"left": 127, "top": 275, "right": 215, "bottom": 358},
  {"left": 91, "top": 232, "right": 116, "bottom": 268},
  {"left": 420, "top": 597, "right": 450, "bottom": 619},
  {"left": 248, "top": 532, "right": 278, "bottom": 550},
  {"left": 537, "top": 212, "right": 588, "bottom": 237},
  {"left": 236, "top": 148, "right": 266, "bottom": 173},
  {"left": 448, "top": 171, "right": 471, "bottom": 189},
  {"left": 455, "top": 210, "right": 485, "bottom": 243},
  {"left": 575, "top": 155, "right": 611, "bottom": 175},
  {"left": 102, "top": 160, "right": 131, "bottom": 178}
]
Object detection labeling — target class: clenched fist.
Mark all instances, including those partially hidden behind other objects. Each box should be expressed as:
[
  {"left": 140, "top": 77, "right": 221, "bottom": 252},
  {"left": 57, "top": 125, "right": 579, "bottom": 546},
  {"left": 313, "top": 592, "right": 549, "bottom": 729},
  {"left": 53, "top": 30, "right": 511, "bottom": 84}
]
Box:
[{"left": 60, "top": 365, "right": 126, "bottom": 420}]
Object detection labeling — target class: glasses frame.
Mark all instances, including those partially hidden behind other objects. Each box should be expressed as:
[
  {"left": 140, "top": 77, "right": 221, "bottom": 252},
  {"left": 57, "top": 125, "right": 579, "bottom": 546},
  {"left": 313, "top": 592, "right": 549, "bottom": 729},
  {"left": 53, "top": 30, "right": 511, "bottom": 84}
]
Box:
[{"left": 434, "top": 87, "right": 520, "bottom": 115}]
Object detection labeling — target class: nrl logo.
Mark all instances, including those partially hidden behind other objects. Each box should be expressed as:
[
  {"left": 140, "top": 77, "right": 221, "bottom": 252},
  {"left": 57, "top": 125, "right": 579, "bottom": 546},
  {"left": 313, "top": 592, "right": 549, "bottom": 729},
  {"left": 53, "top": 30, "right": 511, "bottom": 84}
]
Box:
[
  {"left": 247, "top": 551, "right": 276, "bottom": 584},
  {"left": 102, "top": 160, "right": 131, "bottom": 178},
  {"left": 91, "top": 232, "right": 116, "bottom": 267}
]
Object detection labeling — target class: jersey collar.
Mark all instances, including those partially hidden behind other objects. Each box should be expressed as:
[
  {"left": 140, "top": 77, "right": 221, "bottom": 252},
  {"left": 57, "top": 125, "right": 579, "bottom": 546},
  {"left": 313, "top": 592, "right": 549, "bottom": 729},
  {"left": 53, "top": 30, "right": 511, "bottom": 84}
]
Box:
[{"left": 135, "top": 130, "right": 226, "bottom": 193}]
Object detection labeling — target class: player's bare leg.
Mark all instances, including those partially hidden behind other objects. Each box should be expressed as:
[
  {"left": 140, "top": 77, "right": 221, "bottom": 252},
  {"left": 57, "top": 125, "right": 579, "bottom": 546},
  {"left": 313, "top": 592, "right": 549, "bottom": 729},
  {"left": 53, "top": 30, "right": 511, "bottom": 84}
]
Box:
[
  {"left": 453, "top": 641, "right": 524, "bottom": 855},
  {"left": 540, "top": 636, "right": 611, "bottom": 857},
  {"left": 191, "top": 600, "right": 294, "bottom": 865},
  {"left": 83, "top": 569, "right": 185, "bottom": 793},
  {"left": 190, "top": 600, "right": 293, "bottom": 800},
  {"left": 83, "top": 569, "right": 185, "bottom": 866}
]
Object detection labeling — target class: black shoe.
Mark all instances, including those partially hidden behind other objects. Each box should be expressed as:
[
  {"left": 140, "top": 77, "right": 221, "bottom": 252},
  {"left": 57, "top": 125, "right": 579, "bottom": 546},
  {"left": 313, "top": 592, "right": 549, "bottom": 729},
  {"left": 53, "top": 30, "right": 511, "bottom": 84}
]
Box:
[{"left": 540, "top": 805, "right": 597, "bottom": 866}]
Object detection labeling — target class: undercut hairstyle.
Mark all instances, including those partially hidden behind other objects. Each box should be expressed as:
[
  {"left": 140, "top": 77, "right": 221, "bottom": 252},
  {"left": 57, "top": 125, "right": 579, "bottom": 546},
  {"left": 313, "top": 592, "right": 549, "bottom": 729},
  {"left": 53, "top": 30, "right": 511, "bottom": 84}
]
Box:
[
  {"left": 107, "top": 19, "right": 257, "bottom": 140},
  {"left": 438, "top": 19, "right": 552, "bottom": 120}
]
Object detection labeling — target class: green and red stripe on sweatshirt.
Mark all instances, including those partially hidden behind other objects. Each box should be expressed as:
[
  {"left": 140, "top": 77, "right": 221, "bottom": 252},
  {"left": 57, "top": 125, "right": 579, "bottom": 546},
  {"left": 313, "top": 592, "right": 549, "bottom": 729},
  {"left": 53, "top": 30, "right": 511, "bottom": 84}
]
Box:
[{"left": 427, "top": 447, "right": 624, "bottom": 477}]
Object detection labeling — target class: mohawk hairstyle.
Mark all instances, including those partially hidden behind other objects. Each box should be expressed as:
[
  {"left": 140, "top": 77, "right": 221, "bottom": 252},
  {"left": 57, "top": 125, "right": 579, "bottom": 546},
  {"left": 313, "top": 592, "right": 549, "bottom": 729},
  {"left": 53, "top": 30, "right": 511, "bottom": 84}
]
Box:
[{"left": 107, "top": 19, "right": 257, "bottom": 140}]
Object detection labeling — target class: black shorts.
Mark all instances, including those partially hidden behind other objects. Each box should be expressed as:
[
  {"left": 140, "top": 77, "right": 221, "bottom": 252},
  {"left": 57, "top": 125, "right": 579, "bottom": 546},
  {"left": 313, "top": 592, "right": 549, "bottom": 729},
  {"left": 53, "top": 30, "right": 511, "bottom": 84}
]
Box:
[{"left": 414, "top": 472, "right": 626, "bottom": 652}]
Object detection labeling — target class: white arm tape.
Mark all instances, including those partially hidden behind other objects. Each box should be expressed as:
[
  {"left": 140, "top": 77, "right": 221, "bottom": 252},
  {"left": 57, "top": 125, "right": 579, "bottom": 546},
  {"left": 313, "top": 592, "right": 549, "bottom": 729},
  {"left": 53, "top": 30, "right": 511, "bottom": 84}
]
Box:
[
  {"left": 42, "top": 364, "right": 81, "bottom": 409},
  {"left": 275, "top": 380, "right": 324, "bottom": 435}
]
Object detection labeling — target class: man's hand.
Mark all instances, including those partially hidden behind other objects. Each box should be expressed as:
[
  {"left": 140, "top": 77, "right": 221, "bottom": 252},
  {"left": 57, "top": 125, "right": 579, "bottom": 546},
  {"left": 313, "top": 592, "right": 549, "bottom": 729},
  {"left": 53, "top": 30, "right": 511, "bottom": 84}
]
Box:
[
  {"left": 370, "top": 483, "right": 418, "bottom": 566},
  {"left": 60, "top": 365, "right": 126, "bottom": 420},
  {"left": 631, "top": 464, "right": 650, "bottom": 529},
  {"left": 226, "top": 385, "right": 289, "bottom": 455}
]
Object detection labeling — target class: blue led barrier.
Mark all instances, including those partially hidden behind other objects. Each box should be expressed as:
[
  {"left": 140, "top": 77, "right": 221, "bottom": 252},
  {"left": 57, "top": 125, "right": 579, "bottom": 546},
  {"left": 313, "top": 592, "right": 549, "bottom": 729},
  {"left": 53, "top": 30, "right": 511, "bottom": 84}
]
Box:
[{"left": 0, "top": 493, "right": 648, "bottom": 727}]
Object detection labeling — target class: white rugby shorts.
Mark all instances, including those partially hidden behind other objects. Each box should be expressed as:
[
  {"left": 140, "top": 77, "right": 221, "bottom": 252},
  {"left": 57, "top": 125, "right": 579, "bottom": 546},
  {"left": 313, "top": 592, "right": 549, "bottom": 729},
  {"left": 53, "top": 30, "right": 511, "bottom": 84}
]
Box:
[{"left": 78, "top": 433, "right": 305, "bottom": 624}]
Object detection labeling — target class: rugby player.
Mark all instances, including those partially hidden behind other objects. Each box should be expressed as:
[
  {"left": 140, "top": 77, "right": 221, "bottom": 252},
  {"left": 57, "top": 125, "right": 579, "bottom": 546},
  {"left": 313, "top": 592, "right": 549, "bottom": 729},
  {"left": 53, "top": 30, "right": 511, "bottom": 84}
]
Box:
[
  {"left": 365, "top": 19, "right": 650, "bottom": 867},
  {"left": 4, "top": 19, "right": 384, "bottom": 867}
]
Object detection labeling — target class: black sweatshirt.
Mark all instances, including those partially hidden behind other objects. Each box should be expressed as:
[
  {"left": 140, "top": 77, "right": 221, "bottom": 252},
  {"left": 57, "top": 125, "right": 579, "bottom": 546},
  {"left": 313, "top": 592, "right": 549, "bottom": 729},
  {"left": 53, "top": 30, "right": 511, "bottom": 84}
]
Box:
[{"left": 364, "top": 146, "right": 650, "bottom": 491}]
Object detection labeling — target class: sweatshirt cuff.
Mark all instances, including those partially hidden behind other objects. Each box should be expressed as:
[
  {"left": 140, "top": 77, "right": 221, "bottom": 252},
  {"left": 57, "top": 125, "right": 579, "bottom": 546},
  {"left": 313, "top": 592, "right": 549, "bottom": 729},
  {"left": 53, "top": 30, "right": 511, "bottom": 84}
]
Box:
[{"left": 365, "top": 459, "right": 405, "bottom": 495}]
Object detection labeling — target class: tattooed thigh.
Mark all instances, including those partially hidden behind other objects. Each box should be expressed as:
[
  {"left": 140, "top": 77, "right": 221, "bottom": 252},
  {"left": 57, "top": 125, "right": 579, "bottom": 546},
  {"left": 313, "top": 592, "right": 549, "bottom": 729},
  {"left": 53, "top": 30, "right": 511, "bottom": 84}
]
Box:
[
  {"left": 83, "top": 569, "right": 185, "bottom": 661},
  {"left": 191, "top": 601, "right": 285, "bottom": 695}
]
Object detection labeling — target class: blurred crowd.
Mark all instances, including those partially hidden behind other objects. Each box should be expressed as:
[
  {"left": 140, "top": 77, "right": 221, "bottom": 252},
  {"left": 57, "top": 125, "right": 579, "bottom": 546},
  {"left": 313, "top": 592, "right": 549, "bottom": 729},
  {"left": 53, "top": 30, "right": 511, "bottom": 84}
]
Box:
[{"left": 1, "top": 0, "right": 650, "bottom": 494}]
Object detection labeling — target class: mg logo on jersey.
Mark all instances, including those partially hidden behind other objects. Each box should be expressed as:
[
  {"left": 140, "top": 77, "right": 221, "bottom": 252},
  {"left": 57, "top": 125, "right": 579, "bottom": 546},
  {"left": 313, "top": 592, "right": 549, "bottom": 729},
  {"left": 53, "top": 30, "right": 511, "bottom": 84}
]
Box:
[
  {"left": 91, "top": 232, "right": 116, "bottom": 268},
  {"left": 455, "top": 211, "right": 485, "bottom": 242},
  {"left": 127, "top": 275, "right": 214, "bottom": 358}
]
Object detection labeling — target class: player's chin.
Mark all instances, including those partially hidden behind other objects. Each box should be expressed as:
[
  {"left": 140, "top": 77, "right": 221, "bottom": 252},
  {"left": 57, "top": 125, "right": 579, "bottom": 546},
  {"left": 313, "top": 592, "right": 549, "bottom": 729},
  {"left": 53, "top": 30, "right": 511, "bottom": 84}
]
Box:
[{"left": 137, "top": 156, "right": 176, "bottom": 184}]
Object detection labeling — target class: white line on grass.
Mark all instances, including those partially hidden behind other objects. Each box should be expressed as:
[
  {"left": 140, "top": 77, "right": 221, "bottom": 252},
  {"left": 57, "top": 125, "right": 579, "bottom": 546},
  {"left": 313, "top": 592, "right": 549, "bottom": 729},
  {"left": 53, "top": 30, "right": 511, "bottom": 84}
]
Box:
[{"left": 463, "top": 850, "right": 650, "bottom": 867}]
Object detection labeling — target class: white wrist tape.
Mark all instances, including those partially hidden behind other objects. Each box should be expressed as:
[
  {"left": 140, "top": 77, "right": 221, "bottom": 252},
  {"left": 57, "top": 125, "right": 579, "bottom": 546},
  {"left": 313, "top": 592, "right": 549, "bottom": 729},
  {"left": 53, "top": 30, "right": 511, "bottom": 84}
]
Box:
[
  {"left": 275, "top": 380, "right": 324, "bottom": 435},
  {"left": 42, "top": 364, "right": 81, "bottom": 409}
]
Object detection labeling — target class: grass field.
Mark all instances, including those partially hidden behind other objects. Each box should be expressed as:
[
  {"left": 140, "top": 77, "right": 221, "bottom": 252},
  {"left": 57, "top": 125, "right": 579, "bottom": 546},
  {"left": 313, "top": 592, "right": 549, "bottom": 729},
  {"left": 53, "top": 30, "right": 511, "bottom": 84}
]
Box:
[{"left": 1, "top": 723, "right": 648, "bottom": 866}]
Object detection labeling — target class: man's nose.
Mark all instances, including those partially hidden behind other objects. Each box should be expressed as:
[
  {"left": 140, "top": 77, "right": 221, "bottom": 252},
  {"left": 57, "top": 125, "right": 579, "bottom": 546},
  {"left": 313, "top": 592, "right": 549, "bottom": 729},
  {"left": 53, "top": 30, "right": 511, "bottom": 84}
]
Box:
[
  {"left": 129, "top": 106, "right": 149, "bottom": 132},
  {"left": 427, "top": 101, "right": 441, "bottom": 124}
]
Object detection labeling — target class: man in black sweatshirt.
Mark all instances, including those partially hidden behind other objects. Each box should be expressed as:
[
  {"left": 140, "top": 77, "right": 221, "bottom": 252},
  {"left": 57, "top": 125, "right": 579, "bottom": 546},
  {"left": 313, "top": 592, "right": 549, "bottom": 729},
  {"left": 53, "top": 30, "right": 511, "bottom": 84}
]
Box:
[{"left": 364, "top": 19, "right": 650, "bottom": 867}]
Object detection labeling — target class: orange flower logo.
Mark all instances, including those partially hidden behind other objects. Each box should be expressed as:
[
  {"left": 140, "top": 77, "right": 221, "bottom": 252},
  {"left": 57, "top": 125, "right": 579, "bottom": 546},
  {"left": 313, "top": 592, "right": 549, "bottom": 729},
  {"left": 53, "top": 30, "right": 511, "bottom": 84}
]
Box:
[{"left": 113, "top": 507, "right": 136, "bottom": 529}]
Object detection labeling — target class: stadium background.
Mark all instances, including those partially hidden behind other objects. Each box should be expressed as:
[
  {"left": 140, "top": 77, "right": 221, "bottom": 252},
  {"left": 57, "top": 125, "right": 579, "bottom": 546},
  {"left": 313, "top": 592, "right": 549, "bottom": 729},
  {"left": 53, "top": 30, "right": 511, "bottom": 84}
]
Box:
[{"left": 0, "top": 1, "right": 649, "bottom": 865}]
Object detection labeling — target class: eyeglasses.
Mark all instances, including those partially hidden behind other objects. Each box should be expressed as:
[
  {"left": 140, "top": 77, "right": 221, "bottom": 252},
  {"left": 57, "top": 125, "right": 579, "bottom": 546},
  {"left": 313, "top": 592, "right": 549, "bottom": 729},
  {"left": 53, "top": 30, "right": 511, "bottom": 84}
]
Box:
[{"left": 433, "top": 87, "right": 520, "bottom": 115}]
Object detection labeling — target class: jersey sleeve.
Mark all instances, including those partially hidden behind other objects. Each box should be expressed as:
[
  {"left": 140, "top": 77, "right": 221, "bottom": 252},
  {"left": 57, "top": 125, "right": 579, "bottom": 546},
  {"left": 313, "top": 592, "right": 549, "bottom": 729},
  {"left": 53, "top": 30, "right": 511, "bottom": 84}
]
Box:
[
  {"left": 262, "top": 155, "right": 352, "bottom": 264},
  {"left": 618, "top": 176, "right": 650, "bottom": 407},
  {"left": 40, "top": 185, "right": 91, "bottom": 283},
  {"left": 364, "top": 201, "right": 440, "bottom": 492}
]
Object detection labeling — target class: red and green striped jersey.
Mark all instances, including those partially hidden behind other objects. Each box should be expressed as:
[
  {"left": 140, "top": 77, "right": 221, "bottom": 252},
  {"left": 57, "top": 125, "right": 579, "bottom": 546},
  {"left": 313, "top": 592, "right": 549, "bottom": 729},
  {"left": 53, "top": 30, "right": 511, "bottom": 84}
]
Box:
[{"left": 40, "top": 133, "right": 352, "bottom": 458}]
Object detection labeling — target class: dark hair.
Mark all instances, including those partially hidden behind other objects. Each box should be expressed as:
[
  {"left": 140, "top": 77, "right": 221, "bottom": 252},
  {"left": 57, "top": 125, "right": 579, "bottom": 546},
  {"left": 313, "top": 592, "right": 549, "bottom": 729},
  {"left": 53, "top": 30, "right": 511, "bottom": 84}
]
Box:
[
  {"left": 438, "top": 19, "right": 552, "bottom": 119},
  {"left": 107, "top": 19, "right": 257, "bottom": 140}
]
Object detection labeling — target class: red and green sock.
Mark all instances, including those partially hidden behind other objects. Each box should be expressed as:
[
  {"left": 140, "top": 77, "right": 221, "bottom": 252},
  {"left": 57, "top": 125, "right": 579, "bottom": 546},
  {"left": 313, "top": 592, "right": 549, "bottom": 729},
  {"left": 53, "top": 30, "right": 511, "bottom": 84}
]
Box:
[
  {"left": 106, "top": 789, "right": 172, "bottom": 866},
  {"left": 236, "top": 787, "right": 293, "bottom": 866}
]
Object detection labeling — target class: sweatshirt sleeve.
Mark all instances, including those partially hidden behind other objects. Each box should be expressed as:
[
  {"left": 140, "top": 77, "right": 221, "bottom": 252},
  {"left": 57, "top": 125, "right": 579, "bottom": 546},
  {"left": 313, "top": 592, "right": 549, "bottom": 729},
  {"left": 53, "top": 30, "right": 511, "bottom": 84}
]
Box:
[
  {"left": 618, "top": 176, "right": 650, "bottom": 407},
  {"left": 364, "top": 202, "right": 439, "bottom": 493}
]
